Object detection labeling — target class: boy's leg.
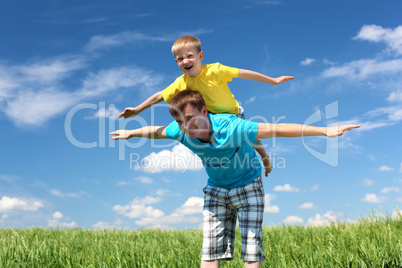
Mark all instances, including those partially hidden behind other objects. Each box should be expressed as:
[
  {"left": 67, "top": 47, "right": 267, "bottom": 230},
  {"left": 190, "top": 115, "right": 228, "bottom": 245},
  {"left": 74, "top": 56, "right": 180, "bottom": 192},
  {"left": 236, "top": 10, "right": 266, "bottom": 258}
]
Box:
[
  {"left": 201, "top": 185, "right": 237, "bottom": 262},
  {"left": 229, "top": 177, "right": 266, "bottom": 263}
]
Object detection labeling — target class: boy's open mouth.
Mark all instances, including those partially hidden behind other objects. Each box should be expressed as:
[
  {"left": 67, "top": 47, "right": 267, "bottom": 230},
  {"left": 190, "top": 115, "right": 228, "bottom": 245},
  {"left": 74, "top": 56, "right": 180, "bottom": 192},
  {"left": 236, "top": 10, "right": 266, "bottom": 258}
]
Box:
[{"left": 184, "top": 65, "right": 193, "bottom": 70}]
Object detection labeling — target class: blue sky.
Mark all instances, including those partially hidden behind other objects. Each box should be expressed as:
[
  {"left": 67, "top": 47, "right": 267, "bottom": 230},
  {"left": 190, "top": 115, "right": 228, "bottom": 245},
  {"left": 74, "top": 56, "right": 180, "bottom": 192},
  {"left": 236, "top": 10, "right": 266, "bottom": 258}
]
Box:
[{"left": 1, "top": 0, "right": 401, "bottom": 229}]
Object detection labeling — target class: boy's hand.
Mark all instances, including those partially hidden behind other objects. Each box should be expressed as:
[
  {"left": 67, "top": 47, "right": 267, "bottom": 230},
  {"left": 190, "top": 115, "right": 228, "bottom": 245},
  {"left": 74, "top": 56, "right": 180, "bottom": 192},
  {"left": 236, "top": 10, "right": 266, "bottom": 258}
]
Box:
[
  {"left": 262, "top": 156, "right": 272, "bottom": 177},
  {"left": 275, "top": 76, "right": 294, "bottom": 85},
  {"left": 110, "top": 130, "right": 132, "bottom": 140},
  {"left": 119, "top": 107, "right": 140, "bottom": 119},
  {"left": 326, "top": 124, "right": 361, "bottom": 138}
]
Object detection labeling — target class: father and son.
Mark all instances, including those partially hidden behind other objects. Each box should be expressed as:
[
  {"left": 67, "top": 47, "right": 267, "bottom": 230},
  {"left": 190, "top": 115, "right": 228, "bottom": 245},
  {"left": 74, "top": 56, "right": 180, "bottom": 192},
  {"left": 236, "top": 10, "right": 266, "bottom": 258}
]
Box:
[{"left": 111, "top": 35, "right": 360, "bottom": 267}]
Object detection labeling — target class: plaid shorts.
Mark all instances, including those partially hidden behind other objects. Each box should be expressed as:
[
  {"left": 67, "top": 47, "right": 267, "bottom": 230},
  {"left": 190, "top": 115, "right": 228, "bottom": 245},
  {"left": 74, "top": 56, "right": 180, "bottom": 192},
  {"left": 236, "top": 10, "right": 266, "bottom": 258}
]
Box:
[{"left": 201, "top": 176, "right": 266, "bottom": 262}]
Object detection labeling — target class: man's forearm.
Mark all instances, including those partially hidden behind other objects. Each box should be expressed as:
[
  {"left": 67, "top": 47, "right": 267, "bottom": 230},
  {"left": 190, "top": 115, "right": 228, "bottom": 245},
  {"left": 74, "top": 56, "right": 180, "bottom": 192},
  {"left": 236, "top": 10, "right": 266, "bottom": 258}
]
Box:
[
  {"left": 275, "top": 124, "right": 326, "bottom": 137},
  {"left": 136, "top": 91, "right": 164, "bottom": 112},
  {"left": 257, "top": 123, "right": 326, "bottom": 139},
  {"left": 127, "top": 126, "right": 167, "bottom": 139}
]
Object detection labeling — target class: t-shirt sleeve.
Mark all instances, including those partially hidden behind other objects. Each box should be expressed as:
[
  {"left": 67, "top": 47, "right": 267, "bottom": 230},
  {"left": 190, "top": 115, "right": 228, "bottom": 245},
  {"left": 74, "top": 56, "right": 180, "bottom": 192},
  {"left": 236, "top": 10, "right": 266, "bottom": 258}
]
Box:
[
  {"left": 164, "top": 120, "right": 184, "bottom": 142},
  {"left": 235, "top": 117, "right": 259, "bottom": 145},
  {"left": 161, "top": 76, "right": 186, "bottom": 104},
  {"left": 213, "top": 62, "right": 239, "bottom": 82}
]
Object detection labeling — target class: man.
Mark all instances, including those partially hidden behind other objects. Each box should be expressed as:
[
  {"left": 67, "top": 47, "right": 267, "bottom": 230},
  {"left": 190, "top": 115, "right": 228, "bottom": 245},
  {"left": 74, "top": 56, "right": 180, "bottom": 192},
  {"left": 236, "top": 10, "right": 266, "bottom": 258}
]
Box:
[{"left": 111, "top": 89, "right": 360, "bottom": 268}]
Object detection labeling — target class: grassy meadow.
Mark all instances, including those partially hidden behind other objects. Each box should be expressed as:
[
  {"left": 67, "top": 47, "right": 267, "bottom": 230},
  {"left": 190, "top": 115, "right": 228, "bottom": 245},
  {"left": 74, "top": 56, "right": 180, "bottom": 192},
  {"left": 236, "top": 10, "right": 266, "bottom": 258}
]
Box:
[{"left": 1, "top": 212, "right": 401, "bottom": 267}]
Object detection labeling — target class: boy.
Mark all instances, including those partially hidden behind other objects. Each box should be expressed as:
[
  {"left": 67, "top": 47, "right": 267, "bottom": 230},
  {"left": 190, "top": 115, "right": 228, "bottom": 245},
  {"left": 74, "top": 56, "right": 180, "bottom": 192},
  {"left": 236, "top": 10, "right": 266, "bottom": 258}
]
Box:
[
  {"left": 119, "top": 35, "right": 294, "bottom": 176},
  {"left": 112, "top": 89, "right": 360, "bottom": 268}
]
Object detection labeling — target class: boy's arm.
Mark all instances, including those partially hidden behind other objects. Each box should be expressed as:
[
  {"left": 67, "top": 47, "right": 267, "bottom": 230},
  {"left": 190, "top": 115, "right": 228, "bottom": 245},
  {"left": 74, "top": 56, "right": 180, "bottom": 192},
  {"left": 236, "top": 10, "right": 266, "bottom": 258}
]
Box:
[
  {"left": 238, "top": 69, "right": 294, "bottom": 85},
  {"left": 256, "top": 123, "right": 360, "bottom": 139},
  {"left": 118, "top": 91, "right": 164, "bottom": 118},
  {"left": 110, "top": 125, "right": 169, "bottom": 140}
]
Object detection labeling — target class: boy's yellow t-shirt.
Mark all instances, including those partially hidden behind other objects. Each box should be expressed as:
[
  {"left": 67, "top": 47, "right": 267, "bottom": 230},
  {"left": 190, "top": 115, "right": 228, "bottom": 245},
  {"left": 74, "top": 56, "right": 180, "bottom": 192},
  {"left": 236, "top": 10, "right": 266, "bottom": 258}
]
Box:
[{"left": 162, "top": 62, "right": 240, "bottom": 114}]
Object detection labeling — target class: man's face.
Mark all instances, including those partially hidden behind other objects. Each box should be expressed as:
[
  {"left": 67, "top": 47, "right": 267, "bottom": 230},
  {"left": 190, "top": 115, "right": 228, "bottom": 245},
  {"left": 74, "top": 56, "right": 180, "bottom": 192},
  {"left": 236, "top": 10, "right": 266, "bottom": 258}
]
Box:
[
  {"left": 174, "top": 103, "right": 209, "bottom": 139},
  {"left": 174, "top": 45, "right": 204, "bottom": 78}
]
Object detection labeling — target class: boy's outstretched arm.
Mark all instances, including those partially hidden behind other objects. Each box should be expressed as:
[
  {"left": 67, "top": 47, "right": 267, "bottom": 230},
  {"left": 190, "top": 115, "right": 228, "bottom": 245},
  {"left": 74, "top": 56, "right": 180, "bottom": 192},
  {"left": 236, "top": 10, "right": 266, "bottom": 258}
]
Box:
[
  {"left": 256, "top": 123, "right": 360, "bottom": 139},
  {"left": 119, "top": 91, "right": 164, "bottom": 118},
  {"left": 238, "top": 69, "right": 294, "bottom": 85},
  {"left": 110, "top": 125, "right": 168, "bottom": 140}
]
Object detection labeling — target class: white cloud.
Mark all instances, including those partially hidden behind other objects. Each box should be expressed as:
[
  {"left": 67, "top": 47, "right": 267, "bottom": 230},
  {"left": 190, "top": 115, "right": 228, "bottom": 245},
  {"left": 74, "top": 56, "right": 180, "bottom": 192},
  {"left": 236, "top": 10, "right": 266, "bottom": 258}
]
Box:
[
  {"left": 50, "top": 189, "right": 91, "bottom": 198},
  {"left": 0, "top": 196, "right": 44, "bottom": 213},
  {"left": 134, "top": 176, "right": 153, "bottom": 184},
  {"left": 298, "top": 202, "right": 317, "bottom": 209},
  {"left": 387, "top": 90, "right": 402, "bottom": 102},
  {"left": 274, "top": 184, "right": 300, "bottom": 192},
  {"left": 361, "top": 193, "right": 385, "bottom": 203},
  {"left": 84, "top": 29, "right": 212, "bottom": 52},
  {"left": 136, "top": 144, "right": 203, "bottom": 173},
  {"left": 264, "top": 194, "right": 280, "bottom": 213},
  {"left": 80, "top": 67, "right": 162, "bottom": 97},
  {"left": 173, "top": 197, "right": 203, "bottom": 215},
  {"left": 84, "top": 105, "right": 121, "bottom": 120},
  {"left": 300, "top": 58, "right": 315, "bottom": 66},
  {"left": 0, "top": 55, "right": 163, "bottom": 127},
  {"left": 310, "top": 185, "right": 319, "bottom": 192},
  {"left": 307, "top": 211, "right": 338, "bottom": 227},
  {"left": 353, "top": 25, "right": 402, "bottom": 55},
  {"left": 0, "top": 214, "right": 8, "bottom": 223},
  {"left": 47, "top": 211, "right": 77, "bottom": 228},
  {"left": 84, "top": 31, "right": 175, "bottom": 52},
  {"left": 245, "top": 96, "right": 256, "bottom": 104},
  {"left": 321, "top": 58, "right": 402, "bottom": 80},
  {"left": 153, "top": 189, "right": 171, "bottom": 196},
  {"left": 283, "top": 216, "right": 304, "bottom": 224},
  {"left": 361, "top": 179, "right": 374, "bottom": 186},
  {"left": 113, "top": 203, "right": 164, "bottom": 219},
  {"left": 377, "top": 165, "right": 394, "bottom": 171},
  {"left": 92, "top": 219, "right": 123, "bottom": 230},
  {"left": 113, "top": 195, "right": 204, "bottom": 228},
  {"left": 380, "top": 187, "right": 400, "bottom": 194},
  {"left": 113, "top": 196, "right": 164, "bottom": 219},
  {"left": 52, "top": 211, "right": 63, "bottom": 219},
  {"left": 5, "top": 88, "right": 78, "bottom": 127}
]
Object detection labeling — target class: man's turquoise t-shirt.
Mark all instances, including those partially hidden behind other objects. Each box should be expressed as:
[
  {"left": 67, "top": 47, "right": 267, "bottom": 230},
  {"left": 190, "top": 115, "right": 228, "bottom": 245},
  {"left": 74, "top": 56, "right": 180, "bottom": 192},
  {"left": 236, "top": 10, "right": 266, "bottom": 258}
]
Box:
[{"left": 165, "top": 113, "right": 262, "bottom": 189}]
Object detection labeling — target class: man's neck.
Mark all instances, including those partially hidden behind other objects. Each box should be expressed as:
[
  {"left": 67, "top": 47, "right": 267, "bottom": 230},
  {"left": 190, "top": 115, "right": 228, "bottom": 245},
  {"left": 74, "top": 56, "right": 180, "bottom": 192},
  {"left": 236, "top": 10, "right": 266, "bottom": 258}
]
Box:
[{"left": 197, "top": 116, "right": 213, "bottom": 143}]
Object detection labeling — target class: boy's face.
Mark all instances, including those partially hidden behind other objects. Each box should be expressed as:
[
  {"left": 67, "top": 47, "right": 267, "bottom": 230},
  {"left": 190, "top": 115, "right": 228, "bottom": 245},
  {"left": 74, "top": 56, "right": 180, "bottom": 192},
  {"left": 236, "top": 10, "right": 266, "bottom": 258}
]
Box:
[
  {"left": 174, "top": 103, "right": 209, "bottom": 139},
  {"left": 174, "top": 45, "right": 204, "bottom": 78}
]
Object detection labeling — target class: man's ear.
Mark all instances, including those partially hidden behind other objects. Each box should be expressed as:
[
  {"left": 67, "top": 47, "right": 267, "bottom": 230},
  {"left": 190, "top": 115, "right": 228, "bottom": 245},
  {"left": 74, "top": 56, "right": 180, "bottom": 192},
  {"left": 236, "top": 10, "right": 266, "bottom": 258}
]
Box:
[{"left": 201, "top": 106, "right": 208, "bottom": 116}]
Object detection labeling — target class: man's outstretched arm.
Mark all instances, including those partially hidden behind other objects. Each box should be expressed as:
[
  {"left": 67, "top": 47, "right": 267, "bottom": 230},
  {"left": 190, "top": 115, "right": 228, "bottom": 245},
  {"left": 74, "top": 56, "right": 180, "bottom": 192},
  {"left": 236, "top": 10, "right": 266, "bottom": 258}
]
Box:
[
  {"left": 256, "top": 123, "right": 360, "bottom": 139},
  {"left": 110, "top": 125, "right": 169, "bottom": 140}
]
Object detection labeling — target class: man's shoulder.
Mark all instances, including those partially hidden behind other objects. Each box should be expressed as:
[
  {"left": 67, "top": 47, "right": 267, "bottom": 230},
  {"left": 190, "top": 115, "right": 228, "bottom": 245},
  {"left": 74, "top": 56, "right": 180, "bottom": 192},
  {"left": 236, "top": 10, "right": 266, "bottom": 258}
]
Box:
[{"left": 210, "top": 113, "right": 241, "bottom": 128}]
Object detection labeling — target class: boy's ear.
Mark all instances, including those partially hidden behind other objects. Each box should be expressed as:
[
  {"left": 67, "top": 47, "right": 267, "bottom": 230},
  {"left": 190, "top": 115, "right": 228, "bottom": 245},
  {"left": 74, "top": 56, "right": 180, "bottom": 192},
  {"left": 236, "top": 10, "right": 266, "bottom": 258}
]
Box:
[{"left": 199, "top": 51, "right": 204, "bottom": 61}]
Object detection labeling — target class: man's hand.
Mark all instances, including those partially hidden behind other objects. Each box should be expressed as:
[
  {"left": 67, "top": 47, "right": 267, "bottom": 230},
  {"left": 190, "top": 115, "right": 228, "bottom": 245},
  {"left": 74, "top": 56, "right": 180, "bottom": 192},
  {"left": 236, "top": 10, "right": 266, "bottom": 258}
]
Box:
[
  {"left": 118, "top": 107, "right": 140, "bottom": 119},
  {"left": 262, "top": 156, "right": 273, "bottom": 177},
  {"left": 275, "top": 76, "right": 294, "bottom": 85},
  {"left": 326, "top": 124, "right": 361, "bottom": 138},
  {"left": 110, "top": 130, "right": 132, "bottom": 140}
]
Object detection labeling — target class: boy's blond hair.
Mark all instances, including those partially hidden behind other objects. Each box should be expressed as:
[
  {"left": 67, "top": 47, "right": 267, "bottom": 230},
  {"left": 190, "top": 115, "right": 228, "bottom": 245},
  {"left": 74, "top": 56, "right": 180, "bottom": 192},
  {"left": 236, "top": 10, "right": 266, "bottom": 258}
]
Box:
[{"left": 171, "top": 35, "right": 201, "bottom": 56}]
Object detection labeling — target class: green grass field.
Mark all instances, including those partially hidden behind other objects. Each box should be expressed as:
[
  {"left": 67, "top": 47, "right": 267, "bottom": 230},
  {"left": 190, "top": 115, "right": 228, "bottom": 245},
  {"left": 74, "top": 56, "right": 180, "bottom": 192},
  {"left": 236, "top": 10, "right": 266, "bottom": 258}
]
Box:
[{"left": 1, "top": 212, "right": 401, "bottom": 267}]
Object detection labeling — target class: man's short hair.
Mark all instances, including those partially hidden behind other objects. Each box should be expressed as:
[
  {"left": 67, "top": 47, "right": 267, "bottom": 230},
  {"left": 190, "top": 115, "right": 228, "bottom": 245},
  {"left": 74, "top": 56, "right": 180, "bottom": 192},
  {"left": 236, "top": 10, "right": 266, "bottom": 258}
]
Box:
[
  {"left": 169, "top": 89, "right": 206, "bottom": 117},
  {"left": 171, "top": 35, "right": 201, "bottom": 56}
]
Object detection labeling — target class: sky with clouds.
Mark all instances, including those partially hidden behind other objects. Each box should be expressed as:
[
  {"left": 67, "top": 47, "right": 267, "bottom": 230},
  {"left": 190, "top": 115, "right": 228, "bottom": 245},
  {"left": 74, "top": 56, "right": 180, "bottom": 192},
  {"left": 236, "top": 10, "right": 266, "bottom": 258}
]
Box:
[{"left": 1, "top": 0, "right": 401, "bottom": 229}]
